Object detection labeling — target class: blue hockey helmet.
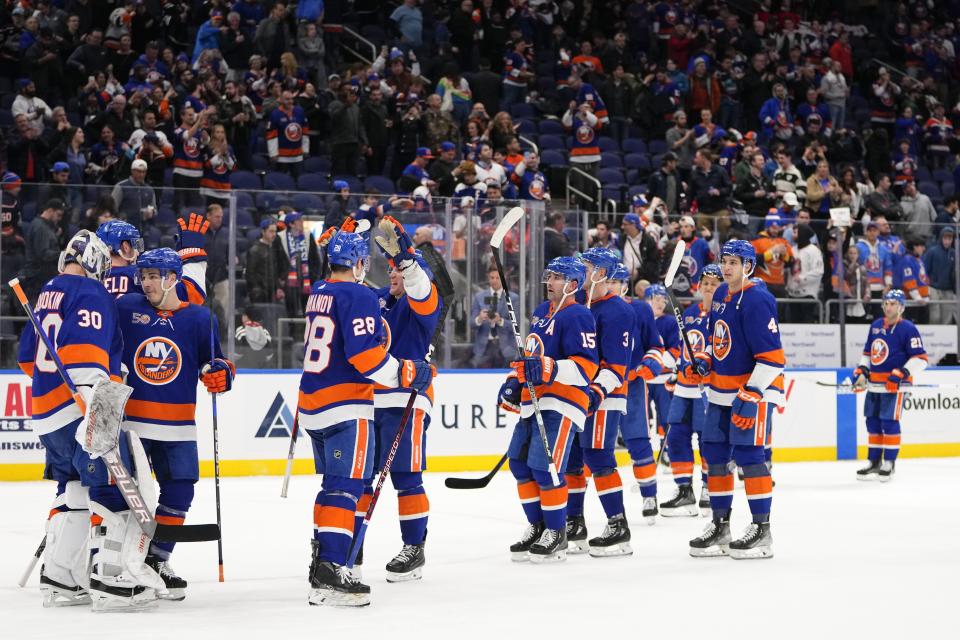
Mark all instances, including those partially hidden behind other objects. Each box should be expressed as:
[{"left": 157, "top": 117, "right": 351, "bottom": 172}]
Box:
[
  {"left": 699, "top": 263, "right": 723, "bottom": 283},
  {"left": 720, "top": 239, "right": 757, "bottom": 270},
  {"left": 97, "top": 220, "right": 144, "bottom": 257},
  {"left": 136, "top": 247, "right": 182, "bottom": 282},
  {"left": 580, "top": 247, "right": 620, "bottom": 280},
  {"left": 631, "top": 193, "right": 648, "bottom": 209},
  {"left": 542, "top": 256, "right": 586, "bottom": 290},
  {"left": 327, "top": 231, "right": 370, "bottom": 268},
  {"left": 883, "top": 288, "right": 906, "bottom": 307},
  {"left": 609, "top": 263, "right": 630, "bottom": 282},
  {"left": 644, "top": 283, "right": 668, "bottom": 300}
]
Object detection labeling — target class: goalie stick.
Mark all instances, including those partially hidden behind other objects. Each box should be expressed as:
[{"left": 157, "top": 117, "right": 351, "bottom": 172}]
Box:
[{"left": 9, "top": 278, "right": 220, "bottom": 544}]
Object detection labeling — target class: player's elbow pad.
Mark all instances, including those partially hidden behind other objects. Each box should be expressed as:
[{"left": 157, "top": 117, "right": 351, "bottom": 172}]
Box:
[
  {"left": 746, "top": 362, "right": 782, "bottom": 394},
  {"left": 555, "top": 359, "right": 590, "bottom": 387},
  {"left": 905, "top": 355, "right": 928, "bottom": 376},
  {"left": 593, "top": 368, "right": 622, "bottom": 396},
  {"left": 401, "top": 263, "right": 432, "bottom": 301}
]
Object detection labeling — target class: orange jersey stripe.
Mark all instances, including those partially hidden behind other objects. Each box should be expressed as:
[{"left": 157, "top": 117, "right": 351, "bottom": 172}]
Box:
[
  {"left": 521, "top": 382, "right": 589, "bottom": 412},
  {"left": 277, "top": 148, "right": 304, "bottom": 157},
  {"left": 398, "top": 493, "right": 429, "bottom": 517},
  {"left": 408, "top": 285, "right": 439, "bottom": 316},
  {"left": 348, "top": 345, "right": 390, "bottom": 376},
  {"left": 125, "top": 399, "right": 196, "bottom": 422},
  {"left": 59, "top": 344, "right": 110, "bottom": 369},
  {"left": 593, "top": 472, "right": 622, "bottom": 493},
  {"left": 299, "top": 383, "right": 374, "bottom": 411},
  {"left": 313, "top": 505, "right": 354, "bottom": 530},
  {"left": 744, "top": 476, "right": 773, "bottom": 495},
  {"left": 32, "top": 383, "right": 73, "bottom": 415},
  {"left": 540, "top": 485, "right": 568, "bottom": 509},
  {"left": 564, "top": 473, "right": 587, "bottom": 490},
  {"left": 708, "top": 474, "right": 735, "bottom": 493},
  {"left": 755, "top": 348, "right": 786, "bottom": 365},
  {"left": 19, "top": 361, "right": 34, "bottom": 377},
  {"left": 570, "top": 355, "right": 599, "bottom": 380}
]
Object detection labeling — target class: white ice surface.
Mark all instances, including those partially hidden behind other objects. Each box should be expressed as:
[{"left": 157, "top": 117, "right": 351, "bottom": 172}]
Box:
[{"left": 1, "top": 460, "right": 957, "bottom": 639}]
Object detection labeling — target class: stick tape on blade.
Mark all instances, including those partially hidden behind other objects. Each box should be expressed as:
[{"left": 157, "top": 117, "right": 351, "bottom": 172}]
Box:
[
  {"left": 491, "top": 207, "right": 524, "bottom": 249},
  {"left": 664, "top": 239, "right": 686, "bottom": 288}
]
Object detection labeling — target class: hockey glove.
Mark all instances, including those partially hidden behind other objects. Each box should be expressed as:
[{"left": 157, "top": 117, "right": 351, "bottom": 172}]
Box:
[
  {"left": 692, "top": 351, "right": 712, "bottom": 377},
  {"left": 176, "top": 212, "right": 210, "bottom": 263},
  {"left": 235, "top": 321, "right": 271, "bottom": 351},
  {"left": 317, "top": 225, "right": 338, "bottom": 248},
  {"left": 638, "top": 353, "right": 662, "bottom": 380},
  {"left": 340, "top": 217, "right": 359, "bottom": 233},
  {"left": 885, "top": 368, "right": 909, "bottom": 393},
  {"left": 399, "top": 359, "right": 435, "bottom": 393},
  {"left": 375, "top": 215, "right": 417, "bottom": 269},
  {"left": 498, "top": 377, "right": 522, "bottom": 414},
  {"left": 731, "top": 386, "right": 763, "bottom": 430},
  {"left": 665, "top": 374, "right": 677, "bottom": 393},
  {"left": 201, "top": 358, "right": 236, "bottom": 393},
  {"left": 586, "top": 383, "right": 605, "bottom": 417},
  {"left": 852, "top": 365, "right": 870, "bottom": 392},
  {"left": 511, "top": 355, "right": 558, "bottom": 386}
]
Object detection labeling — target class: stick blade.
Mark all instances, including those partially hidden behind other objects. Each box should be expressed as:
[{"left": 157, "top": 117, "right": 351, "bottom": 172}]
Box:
[
  {"left": 154, "top": 523, "right": 221, "bottom": 543},
  {"left": 491, "top": 207, "right": 524, "bottom": 249},
  {"left": 354, "top": 218, "right": 371, "bottom": 234},
  {"left": 664, "top": 239, "right": 687, "bottom": 288},
  {"left": 444, "top": 477, "right": 492, "bottom": 489}
]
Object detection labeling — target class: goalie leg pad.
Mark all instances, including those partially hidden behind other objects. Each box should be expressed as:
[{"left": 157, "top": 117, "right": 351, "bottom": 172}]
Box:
[
  {"left": 41, "top": 481, "right": 92, "bottom": 607},
  {"left": 88, "top": 501, "right": 165, "bottom": 612}
]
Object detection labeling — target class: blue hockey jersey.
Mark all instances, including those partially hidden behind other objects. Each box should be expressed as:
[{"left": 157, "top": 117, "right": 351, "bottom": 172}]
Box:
[
  {"left": 651, "top": 312, "right": 681, "bottom": 384},
  {"left": 859, "top": 317, "right": 928, "bottom": 392},
  {"left": 627, "top": 299, "right": 664, "bottom": 380},
  {"left": 675, "top": 301, "right": 711, "bottom": 399},
  {"left": 586, "top": 293, "right": 633, "bottom": 413},
  {"left": 707, "top": 281, "right": 786, "bottom": 406},
  {"left": 18, "top": 275, "right": 123, "bottom": 435},
  {"left": 116, "top": 294, "right": 222, "bottom": 441}
]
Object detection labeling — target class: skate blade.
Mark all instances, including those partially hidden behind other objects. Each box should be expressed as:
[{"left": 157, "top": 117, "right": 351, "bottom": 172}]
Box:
[
  {"left": 41, "top": 588, "right": 92, "bottom": 608},
  {"left": 158, "top": 588, "right": 186, "bottom": 601},
  {"left": 528, "top": 549, "right": 567, "bottom": 564},
  {"left": 307, "top": 588, "right": 371, "bottom": 607},
  {"left": 630, "top": 483, "right": 641, "bottom": 494},
  {"left": 588, "top": 543, "right": 633, "bottom": 558},
  {"left": 567, "top": 539, "right": 589, "bottom": 555},
  {"left": 661, "top": 505, "right": 699, "bottom": 517},
  {"left": 729, "top": 545, "right": 773, "bottom": 560},
  {"left": 856, "top": 474, "right": 878, "bottom": 481},
  {"left": 643, "top": 514, "right": 657, "bottom": 526},
  {"left": 878, "top": 474, "right": 894, "bottom": 483},
  {"left": 385, "top": 567, "right": 422, "bottom": 583},
  {"left": 346, "top": 567, "right": 363, "bottom": 582},
  {"left": 510, "top": 551, "right": 531, "bottom": 563},
  {"left": 91, "top": 591, "right": 159, "bottom": 613},
  {"left": 689, "top": 544, "right": 729, "bottom": 558}
]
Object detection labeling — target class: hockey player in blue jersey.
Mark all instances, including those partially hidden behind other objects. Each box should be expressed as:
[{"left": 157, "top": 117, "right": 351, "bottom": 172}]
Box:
[
  {"left": 660, "top": 263, "right": 723, "bottom": 517},
  {"left": 646, "top": 284, "right": 680, "bottom": 470},
  {"left": 852, "top": 289, "right": 928, "bottom": 481},
  {"left": 299, "top": 230, "right": 433, "bottom": 607},
  {"left": 564, "top": 249, "right": 635, "bottom": 557},
  {"left": 98, "top": 220, "right": 143, "bottom": 297},
  {"left": 18, "top": 230, "right": 167, "bottom": 610},
  {"left": 115, "top": 247, "right": 234, "bottom": 600},
  {"left": 498, "top": 256, "right": 599, "bottom": 563},
  {"left": 358, "top": 216, "right": 442, "bottom": 582},
  {"left": 689, "top": 240, "right": 785, "bottom": 560},
  {"left": 619, "top": 268, "right": 666, "bottom": 524}
]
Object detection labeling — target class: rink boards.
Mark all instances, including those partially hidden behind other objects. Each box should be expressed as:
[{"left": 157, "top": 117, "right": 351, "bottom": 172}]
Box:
[{"left": 0, "top": 368, "right": 959, "bottom": 480}]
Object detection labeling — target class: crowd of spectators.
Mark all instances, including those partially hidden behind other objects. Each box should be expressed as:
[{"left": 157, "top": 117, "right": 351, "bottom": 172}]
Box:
[{"left": 2, "top": 0, "right": 960, "bottom": 367}]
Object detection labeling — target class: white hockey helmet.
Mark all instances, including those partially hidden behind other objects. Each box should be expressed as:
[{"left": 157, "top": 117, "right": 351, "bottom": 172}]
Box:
[{"left": 58, "top": 229, "right": 113, "bottom": 282}]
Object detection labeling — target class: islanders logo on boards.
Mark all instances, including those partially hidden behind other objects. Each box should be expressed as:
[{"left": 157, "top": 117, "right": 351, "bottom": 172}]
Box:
[
  {"left": 134, "top": 337, "right": 182, "bottom": 385},
  {"left": 712, "top": 320, "right": 732, "bottom": 361},
  {"left": 870, "top": 338, "right": 889, "bottom": 367}
]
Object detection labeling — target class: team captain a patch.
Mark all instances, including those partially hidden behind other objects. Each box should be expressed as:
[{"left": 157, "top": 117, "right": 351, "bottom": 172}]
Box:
[{"left": 134, "top": 337, "right": 182, "bottom": 385}]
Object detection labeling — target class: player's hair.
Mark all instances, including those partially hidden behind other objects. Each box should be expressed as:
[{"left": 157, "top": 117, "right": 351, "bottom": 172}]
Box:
[{"left": 329, "top": 264, "right": 353, "bottom": 274}]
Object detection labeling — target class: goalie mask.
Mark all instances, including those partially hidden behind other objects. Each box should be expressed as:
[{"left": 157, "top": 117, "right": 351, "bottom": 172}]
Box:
[{"left": 58, "top": 230, "right": 113, "bottom": 282}]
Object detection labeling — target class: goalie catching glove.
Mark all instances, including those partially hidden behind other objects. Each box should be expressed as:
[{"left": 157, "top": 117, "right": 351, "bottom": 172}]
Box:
[
  {"left": 375, "top": 215, "right": 417, "bottom": 269},
  {"left": 731, "top": 386, "right": 763, "bottom": 430},
  {"left": 201, "top": 358, "right": 236, "bottom": 393}
]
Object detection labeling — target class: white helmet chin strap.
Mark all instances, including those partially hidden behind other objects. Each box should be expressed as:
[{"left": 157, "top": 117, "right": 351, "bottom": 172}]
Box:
[
  {"left": 557, "top": 280, "right": 577, "bottom": 310},
  {"left": 353, "top": 258, "right": 368, "bottom": 283},
  {"left": 158, "top": 273, "right": 177, "bottom": 306}
]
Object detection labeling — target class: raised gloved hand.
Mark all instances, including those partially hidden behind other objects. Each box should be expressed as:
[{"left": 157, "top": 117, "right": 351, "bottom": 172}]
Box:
[
  {"left": 201, "top": 358, "right": 236, "bottom": 393},
  {"left": 885, "top": 368, "right": 909, "bottom": 393},
  {"left": 638, "top": 353, "right": 662, "bottom": 380},
  {"left": 399, "top": 358, "right": 435, "bottom": 393},
  {"left": 317, "top": 225, "right": 338, "bottom": 248},
  {"left": 586, "top": 383, "right": 605, "bottom": 416},
  {"left": 852, "top": 365, "right": 870, "bottom": 392},
  {"left": 731, "top": 385, "right": 763, "bottom": 430},
  {"left": 498, "top": 376, "right": 522, "bottom": 414},
  {"left": 340, "top": 217, "right": 359, "bottom": 233},
  {"left": 235, "top": 321, "right": 271, "bottom": 351},
  {"left": 374, "top": 215, "right": 416, "bottom": 268},
  {"left": 510, "top": 355, "right": 558, "bottom": 386},
  {"left": 176, "top": 212, "right": 210, "bottom": 263}
]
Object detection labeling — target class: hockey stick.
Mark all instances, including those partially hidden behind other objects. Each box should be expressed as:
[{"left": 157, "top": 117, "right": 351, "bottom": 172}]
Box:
[
  {"left": 346, "top": 247, "right": 455, "bottom": 568},
  {"left": 18, "top": 537, "right": 45, "bottom": 588},
  {"left": 813, "top": 380, "right": 960, "bottom": 390},
  {"left": 208, "top": 298, "right": 225, "bottom": 582},
  {"left": 491, "top": 207, "right": 560, "bottom": 485},
  {"left": 279, "top": 411, "right": 299, "bottom": 498},
  {"left": 9, "top": 278, "right": 220, "bottom": 544},
  {"left": 444, "top": 452, "right": 509, "bottom": 489}
]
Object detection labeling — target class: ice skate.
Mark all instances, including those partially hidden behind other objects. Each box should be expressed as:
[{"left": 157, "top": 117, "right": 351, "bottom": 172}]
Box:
[
  {"left": 857, "top": 459, "right": 881, "bottom": 481},
  {"left": 660, "top": 485, "right": 699, "bottom": 517},
  {"left": 510, "top": 521, "right": 545, "bottom": 562},
  {"left": 698, "top": 486, "right": 711, "bottom": 517},
  {"left": 308, "top": 542, "right": 370, "bottom": 607},
  {"left": 39, "top": 568, "right": 91, "bottom": 608},
  {"left": 145, "top": 556, "right": 187, "bottom": 601},
  {"left": 565, "top": 515, "right": 588, "bottom": 555},
  {"left": 88, "top": 504, "right": 164, "bottom": 612},
  {"left": 588, "top": 515, "right": 632, "bottom": 557},
  {"left": 728, "top": 522, "right": 773, "bottom": 559},
  {"left": 689, "top": 517, "right": 731, "bottom": 557},
  {"left": 385, "top": 544, "right": 425, "bottom": 583},
  {"left": 528, "top": 527, "right": 567, "bottom": 563},
  {"left": 878, "top": 460, "right": 896, "bottom": 482},
  {"left": 642, "top": 497, "right": 658, "bottom": 525}
]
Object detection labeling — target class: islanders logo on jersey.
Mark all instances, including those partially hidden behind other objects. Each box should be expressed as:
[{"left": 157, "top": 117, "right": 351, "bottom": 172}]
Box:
[
  {"left": 712, "top": 320, "right": 732, "bottom": 361},
  {"left": 870, "top": 338, "right": 889, "bottom": 366},
  {"left": 183, "top": 137, "right": 201, "bottom": 158},
  {"left": 379, "top": 317, "right": 392, "bottom": 351},
  {"left": 134, "top": 337, "right": 183, "bottom": 385},
  {"left": 576, "top": 124, "right": 595, "bottom": 145},
  {"left": 524, "top": 334, "right": 545, "bottom": 357},
  {"left": 528, "top": 177, "right": 546, "bottom": 200},
  {"left": 684, "top": 329, "right": 706, "bottom": 361},
  {"left": 285, "top": 122, "right": 302, "bottom": 141}
]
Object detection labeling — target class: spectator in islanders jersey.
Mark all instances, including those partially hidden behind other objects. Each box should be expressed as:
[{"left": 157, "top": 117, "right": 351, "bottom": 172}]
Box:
[
  {"left": 751, "top": 211, "right": 794, "bottom": 299},
  {"left": 501, "top": 38, "right": 534, "bottom": 110},
  {"left": 266, "top": 89, "right": 310, "bottom": 177},
  {"left": 563, "top": 99, "right": 601, "bottom": 207},
  {"left": 171, "top": 104, "right": 213, "bottom": 215}
]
